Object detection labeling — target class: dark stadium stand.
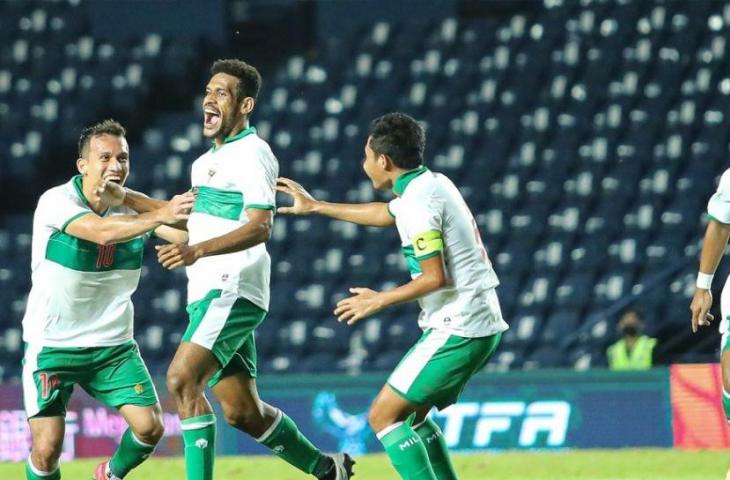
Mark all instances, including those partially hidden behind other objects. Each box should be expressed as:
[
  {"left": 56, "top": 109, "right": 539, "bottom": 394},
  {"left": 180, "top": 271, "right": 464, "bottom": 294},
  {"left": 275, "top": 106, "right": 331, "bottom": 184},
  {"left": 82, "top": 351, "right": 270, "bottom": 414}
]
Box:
[{"left": 1, "top": 0, "right": 729, "bottom": 381}]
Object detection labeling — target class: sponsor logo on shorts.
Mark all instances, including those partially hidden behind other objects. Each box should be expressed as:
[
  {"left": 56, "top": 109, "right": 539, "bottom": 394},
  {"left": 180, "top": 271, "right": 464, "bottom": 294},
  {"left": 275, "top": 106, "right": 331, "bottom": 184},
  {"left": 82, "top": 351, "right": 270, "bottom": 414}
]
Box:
[
  {"left": 134, "top": 384, "right": 144, "bottom": 394},
  {"left": 272, "top": 445, "right": 285, "bottom": 454}
]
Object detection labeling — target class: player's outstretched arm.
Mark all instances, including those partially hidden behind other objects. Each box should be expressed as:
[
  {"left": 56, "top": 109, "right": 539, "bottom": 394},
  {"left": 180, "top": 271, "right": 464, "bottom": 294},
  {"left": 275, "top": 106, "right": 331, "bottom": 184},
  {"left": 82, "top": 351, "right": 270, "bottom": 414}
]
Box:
[
  {"left": 276, "top": 177, "right": 394, "bottom": 227},
  {"left": 690, "top": 219, "right": 730, "bottom": 332},
  {"left": 334, "top": 255, "right": 446, "bottom": 325},
  {"left": 156, "top": 207, "right": 271, "bottom": 270},
  {"left": 65, "top": 192, "right": 194, "bottom": 245},
  {"left": 98, "top": 181, "right": 191, "bottom": 230}
]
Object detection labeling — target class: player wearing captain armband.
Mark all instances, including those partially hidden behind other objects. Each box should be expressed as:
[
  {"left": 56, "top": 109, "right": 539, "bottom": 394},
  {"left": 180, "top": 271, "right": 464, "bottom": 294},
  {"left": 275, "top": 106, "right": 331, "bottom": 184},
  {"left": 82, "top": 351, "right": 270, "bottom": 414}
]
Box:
[
  {"left": 690, "top": 168, "right": 730, "bottom": 469},
  {"left": 277, "top": 112, "right": 508, "bottom": 480}
]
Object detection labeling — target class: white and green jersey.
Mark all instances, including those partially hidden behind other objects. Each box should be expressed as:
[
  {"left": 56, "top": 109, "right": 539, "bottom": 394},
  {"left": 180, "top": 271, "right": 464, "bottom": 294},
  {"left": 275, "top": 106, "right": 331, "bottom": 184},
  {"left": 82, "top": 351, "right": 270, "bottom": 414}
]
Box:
[
  {"left": 709, "top": 168, "right": 730, "bottom": 334},
  {"left": 186, "top": 127, "right": 277, "bottom": 311},
  {"left": 388, "top": 166, "right": 508, "bottom": 338},
  {"left": 22, "top": 176, "right": 146, "bottom": 347}
]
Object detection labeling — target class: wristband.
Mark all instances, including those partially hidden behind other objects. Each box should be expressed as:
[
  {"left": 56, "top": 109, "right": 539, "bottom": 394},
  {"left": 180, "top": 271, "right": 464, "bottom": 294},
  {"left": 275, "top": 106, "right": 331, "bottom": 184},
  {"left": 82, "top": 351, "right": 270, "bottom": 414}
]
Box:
[{"left": 696, "top": 272, "right": 714, "bottom": 290}]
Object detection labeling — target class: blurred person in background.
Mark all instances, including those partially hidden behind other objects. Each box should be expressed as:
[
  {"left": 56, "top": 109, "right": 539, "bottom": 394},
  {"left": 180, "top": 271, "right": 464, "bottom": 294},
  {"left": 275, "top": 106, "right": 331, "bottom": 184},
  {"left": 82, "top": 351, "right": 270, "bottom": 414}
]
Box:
[{"left": 606, "top": 309, "right": 657, "bottom": 371}]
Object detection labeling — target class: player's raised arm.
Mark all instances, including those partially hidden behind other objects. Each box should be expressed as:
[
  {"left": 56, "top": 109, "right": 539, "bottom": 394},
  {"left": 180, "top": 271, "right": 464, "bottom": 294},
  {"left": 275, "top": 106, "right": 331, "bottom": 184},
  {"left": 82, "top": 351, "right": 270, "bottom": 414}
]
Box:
[
  {"left": 276, "top": 177, "right": 394, "bottom": 227},
  {"left": 65, "top": 192, "right": 194, "bottom": 245}
]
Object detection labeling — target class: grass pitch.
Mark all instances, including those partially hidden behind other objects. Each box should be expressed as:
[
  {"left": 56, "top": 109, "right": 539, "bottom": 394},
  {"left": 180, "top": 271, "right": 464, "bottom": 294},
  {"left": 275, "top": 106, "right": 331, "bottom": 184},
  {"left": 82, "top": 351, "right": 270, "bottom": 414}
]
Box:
[{"left": 2, "top": 449, "right": 728, "bottom": 479}]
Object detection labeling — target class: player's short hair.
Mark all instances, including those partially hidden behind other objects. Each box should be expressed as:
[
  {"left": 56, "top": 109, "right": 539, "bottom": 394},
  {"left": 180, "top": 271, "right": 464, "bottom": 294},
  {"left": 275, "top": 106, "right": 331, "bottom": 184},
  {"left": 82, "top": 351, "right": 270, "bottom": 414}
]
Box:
[
  {"left": 211, "top": 58, "right": 262, "bottom": 103},
  {"left": 78, "top": 119, "right": 126, "bottom": 158},
  {"left": 368, "top": 112, "right": 425, "bottom": 169}
]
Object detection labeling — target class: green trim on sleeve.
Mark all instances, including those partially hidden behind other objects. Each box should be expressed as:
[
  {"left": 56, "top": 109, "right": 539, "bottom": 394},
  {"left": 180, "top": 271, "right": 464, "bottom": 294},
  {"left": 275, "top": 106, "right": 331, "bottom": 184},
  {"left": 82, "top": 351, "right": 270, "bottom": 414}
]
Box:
[
  {"left": 708, "top": 214, "right": 730, "bottom": 225},
  {"left": 387, "top": 203, "right": 396, "bottom": 218},
  {"left": 416, "top": 251, "right": 442, "bottom": 262},
  {"left": 245, "top": 204, "right": 276, "bottom": 211},
  {"left": 61, "top": 211, "right": 92, "bottom": 233}
]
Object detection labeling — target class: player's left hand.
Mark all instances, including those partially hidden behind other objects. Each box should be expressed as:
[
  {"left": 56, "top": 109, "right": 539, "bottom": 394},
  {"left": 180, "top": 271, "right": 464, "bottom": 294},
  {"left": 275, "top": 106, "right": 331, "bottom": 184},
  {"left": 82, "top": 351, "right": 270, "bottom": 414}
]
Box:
[
  {"left": 156, "top": 243, "right": 201, "bottom": 270},
  {"left": 334, "top": 287, "right": 383, "bottom": 325}
]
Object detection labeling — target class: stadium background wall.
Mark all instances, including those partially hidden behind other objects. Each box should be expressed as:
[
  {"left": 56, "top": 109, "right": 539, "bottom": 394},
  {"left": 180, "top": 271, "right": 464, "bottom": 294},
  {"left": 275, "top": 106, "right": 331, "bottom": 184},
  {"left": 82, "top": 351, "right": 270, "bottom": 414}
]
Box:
[{"left": 0, "top": 366, "right": 724, "bottom": 461}]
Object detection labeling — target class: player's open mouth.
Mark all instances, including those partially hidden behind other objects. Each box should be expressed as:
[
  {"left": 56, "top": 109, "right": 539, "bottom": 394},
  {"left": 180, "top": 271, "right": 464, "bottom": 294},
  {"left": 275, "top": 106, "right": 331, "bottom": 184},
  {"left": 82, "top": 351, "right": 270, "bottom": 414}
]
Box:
[
  {"left": 204, "top": 109, "right": 221, "bottom": 128},
  {"left": 104, "top": 176, "right": 122, "bottom": 184}
]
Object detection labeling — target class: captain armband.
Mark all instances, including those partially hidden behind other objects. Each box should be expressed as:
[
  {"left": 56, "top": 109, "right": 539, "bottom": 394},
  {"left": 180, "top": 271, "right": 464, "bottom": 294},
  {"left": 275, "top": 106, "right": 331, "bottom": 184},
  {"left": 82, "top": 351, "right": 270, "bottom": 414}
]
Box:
[{"left": 411, "top": 230, "right": 444, "bottom": 260}]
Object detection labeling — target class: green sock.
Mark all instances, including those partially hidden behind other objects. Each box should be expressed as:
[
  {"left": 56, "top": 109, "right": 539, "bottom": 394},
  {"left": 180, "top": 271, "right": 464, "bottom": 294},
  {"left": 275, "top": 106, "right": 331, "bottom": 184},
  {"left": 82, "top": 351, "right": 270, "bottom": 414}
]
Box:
[
  {"left": 723, "top": 389, "right": 730, "bottom": 423},
  {"left": 378, "top": 422, "right": 437, "bottom": 480},
  {"left": 26, "top": 457, "right": 60, "bottom": 479},
  {"left": 108, "top": 428, "right": 156, "bottom": 478},
  {"left": 257, "top": 409, "right": 330, "bottom": 477},
  {"left": 181, "top": 414, "right": 216, "bottom": 480},
  {"left": 414, "top": 418, "right": 458, "bottom": 480}
]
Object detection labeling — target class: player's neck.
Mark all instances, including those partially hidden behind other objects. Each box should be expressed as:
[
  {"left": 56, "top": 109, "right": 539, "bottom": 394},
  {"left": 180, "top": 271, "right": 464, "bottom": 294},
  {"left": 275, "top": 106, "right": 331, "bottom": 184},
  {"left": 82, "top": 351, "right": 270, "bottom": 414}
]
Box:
[{"left": 213, "top": 119, "right": 249, "bottom": 149}]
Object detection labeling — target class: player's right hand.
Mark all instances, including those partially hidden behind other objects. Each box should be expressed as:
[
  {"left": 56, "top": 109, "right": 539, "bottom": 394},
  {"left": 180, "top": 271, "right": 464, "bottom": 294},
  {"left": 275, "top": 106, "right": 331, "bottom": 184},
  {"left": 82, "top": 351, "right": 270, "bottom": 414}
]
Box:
[
  {"left": 161, "top": 191, "right": 195, "bottom": 224},
  {"left": 275, "top": 177, "right": 317, "bottom": 215},
  {"left": 97, "top": 178, "right": 126, "bottom": 207},
  {"left": 689, "top": 288, "right": 714, "bottom": 333}
]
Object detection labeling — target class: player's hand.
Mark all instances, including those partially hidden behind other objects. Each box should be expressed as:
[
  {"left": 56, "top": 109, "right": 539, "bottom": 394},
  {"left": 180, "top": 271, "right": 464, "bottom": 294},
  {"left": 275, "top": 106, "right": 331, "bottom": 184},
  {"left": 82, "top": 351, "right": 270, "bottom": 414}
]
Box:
[
  {"left": 159, "top": 192, "right": 195, "bottom": 224},
  {"left": 334, "top": 287, "right": 383, "bottom": 325},
  {"left": 156, "top": 243, "right": 201, "bottom": 269},
  {"left": 275, "top": 177, "right": 318, "bottom": 215},
  {"left": 690, "top": 288, "right": 714, "bottom": 333},
  {"left": 97, "top": 179, "right": 126, "bottom": 207}
]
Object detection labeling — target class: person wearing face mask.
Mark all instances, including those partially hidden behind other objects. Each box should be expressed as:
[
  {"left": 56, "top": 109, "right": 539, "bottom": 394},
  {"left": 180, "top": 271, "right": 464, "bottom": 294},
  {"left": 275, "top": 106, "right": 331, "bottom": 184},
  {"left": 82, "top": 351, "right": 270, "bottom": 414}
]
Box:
[{"left": 606, "top": 309, "right": 657, "bottom": 370}]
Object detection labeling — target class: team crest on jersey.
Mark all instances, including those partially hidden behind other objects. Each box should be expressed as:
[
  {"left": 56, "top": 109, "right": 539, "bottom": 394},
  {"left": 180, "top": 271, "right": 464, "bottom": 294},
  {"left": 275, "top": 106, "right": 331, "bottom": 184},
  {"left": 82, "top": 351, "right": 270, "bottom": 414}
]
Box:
[{"left": 134, "top": 384, "right": 144, "bottom": 394}]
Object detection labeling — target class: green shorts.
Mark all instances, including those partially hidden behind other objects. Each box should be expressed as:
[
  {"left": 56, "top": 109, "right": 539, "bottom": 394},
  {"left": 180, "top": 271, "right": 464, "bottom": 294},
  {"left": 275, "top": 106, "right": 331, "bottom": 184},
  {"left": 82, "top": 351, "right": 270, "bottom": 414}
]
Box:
[
  {"left": 22, "top": 341, "right": 158, "bottom": 418},
  {"left": 183, "top": 289, "right": 267, "bottom": 388},
  {"left": 387, "top": 329, "right": 501, "bottom": 410}
]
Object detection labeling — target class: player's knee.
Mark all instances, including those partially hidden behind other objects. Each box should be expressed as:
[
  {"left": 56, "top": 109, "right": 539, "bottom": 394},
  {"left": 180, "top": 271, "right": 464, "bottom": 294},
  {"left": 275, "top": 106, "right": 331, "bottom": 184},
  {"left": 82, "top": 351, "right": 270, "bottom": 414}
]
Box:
[
  {"left": 166, "top": 366, "right": 193, "bottom": 399},
  {"left": 134, "top": 416, "right": 165, "bottom": 445},
  {"left": 31, "top": 441, "right": 62, "bottom": 471},
  {"left": 368, "top": 405, "right": 390, "bottom": 433}
]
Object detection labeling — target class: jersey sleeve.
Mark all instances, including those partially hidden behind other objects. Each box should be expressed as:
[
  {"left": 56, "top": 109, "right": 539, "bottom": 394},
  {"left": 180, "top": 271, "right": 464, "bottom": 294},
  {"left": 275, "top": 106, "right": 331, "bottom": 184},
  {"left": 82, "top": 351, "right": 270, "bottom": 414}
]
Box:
[
  {"left": 37, "top": 187, "right": 92, "bottom": 233},
  {"left": 398, "top": 193, "right": 444, "bottom": 261},
  {"left": 708, "top": 169, "right": 730, "bottom": 224},
  {"left": 242, "top": 145, "right": 278, "bottom": 212}
]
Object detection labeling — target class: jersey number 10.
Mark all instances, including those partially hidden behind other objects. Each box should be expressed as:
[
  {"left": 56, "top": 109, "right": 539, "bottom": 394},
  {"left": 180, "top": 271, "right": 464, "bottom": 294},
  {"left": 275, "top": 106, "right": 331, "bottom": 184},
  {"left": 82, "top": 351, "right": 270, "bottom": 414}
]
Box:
[{"left": 96, "top": 244, "right": 116, "bottom": 268}]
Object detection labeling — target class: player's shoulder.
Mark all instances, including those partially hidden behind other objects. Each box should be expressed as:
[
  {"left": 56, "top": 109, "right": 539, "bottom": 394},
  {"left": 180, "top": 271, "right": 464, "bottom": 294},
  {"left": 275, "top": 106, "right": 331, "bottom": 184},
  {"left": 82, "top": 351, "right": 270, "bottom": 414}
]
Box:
[
  {"left": 38, "top": 179, "right": 81, "bottom": 207},
  {"left": 403, "top": 169, "right": 443, "bottom": 200},
  {"left": 718, "top": 168, "right": 730, "bottom": 185}
]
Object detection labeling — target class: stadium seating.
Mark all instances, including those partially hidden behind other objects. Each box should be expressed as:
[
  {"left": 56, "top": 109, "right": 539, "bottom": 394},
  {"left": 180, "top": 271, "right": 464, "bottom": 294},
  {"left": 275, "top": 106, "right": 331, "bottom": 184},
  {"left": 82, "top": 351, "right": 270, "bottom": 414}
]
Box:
[{"left": 2, "top": 0, "right": 729, "bottom": 380}]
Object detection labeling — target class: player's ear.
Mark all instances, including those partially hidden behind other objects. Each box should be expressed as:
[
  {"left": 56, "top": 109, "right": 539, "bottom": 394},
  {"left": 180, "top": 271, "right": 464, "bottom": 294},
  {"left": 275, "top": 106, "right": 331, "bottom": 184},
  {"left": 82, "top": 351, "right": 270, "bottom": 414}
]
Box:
[
  {"left": 240, "top": 97, "right": 255, "bottom": 116},
  {"left": 76, "top": 157, "right": 88, "bottom": 176},
  {"left": 379, "top": 154, "right": 393, "bottom": 171}
]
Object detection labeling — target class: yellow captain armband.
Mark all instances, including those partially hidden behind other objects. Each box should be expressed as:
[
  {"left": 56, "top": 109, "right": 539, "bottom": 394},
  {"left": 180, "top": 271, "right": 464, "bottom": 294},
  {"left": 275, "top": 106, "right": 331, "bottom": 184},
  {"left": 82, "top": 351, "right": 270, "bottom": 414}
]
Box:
[{"left": 411, "top": 230, "right": 444, "bottom": 260}]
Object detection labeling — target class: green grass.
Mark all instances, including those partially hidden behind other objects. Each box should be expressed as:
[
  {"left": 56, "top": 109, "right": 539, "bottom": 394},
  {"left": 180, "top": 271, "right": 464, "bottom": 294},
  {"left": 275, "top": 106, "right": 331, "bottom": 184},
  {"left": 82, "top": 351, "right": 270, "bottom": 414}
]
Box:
[{"left": 4, "top": 449, "right": 729, "bottom": 479}]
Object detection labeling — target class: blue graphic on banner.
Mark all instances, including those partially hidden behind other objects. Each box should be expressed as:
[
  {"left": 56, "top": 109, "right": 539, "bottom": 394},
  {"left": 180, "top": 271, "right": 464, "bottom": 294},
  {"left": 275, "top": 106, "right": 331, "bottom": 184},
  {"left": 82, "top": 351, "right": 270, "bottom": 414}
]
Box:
[
  {"left": 213, "top": 369, "right": 672, "bottom": 455},
  {"left": 312, "top": 392, "right": 370, "bottom": 455}
]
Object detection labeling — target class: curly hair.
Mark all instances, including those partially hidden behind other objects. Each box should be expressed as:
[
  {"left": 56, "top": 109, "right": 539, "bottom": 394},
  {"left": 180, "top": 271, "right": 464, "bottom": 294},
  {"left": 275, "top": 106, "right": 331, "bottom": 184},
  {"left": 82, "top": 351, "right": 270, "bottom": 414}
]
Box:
[
  {"left": 368, "top": 112, "right": 425, "bottom": 169},
  {"left": 211, "top": 58, "right": 262, "bottom": 102}
]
